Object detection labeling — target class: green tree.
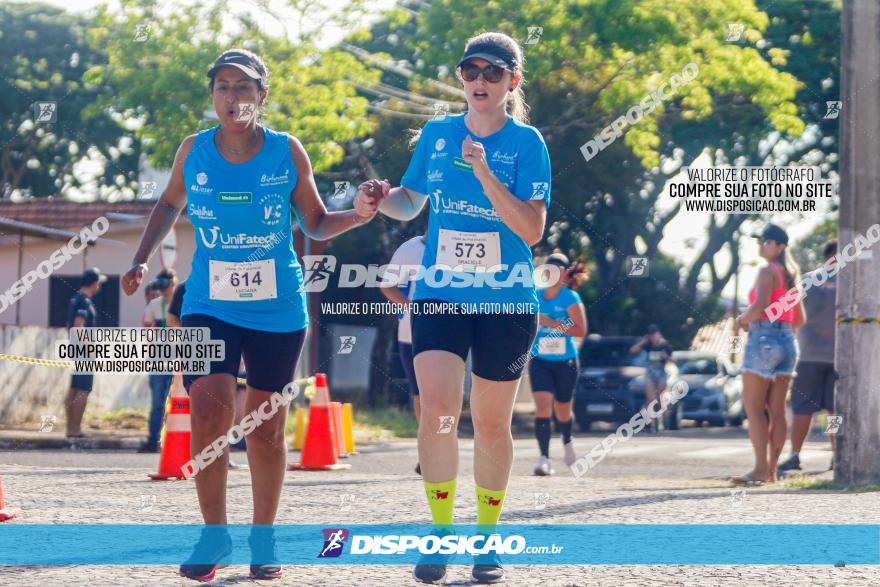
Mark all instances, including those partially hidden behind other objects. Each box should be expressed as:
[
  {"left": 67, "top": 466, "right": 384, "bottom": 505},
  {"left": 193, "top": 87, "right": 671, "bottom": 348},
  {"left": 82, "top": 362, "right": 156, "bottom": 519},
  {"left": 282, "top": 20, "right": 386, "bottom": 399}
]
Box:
[
  {"left": 86, "top": 0, "right": 380, "bottom": 171},
  {"left": 0, "top": 2, "right": 139, "bottom": 198}
]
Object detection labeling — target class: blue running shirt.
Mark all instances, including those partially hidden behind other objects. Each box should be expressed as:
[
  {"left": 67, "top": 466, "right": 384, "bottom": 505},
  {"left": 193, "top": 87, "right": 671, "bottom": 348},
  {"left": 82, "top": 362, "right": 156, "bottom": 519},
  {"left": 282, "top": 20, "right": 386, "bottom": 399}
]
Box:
[
  {"left": 181, "top": 126, "right": 308, "bottom": 332},
  {"left": 531, "top": 287, "right": 582, "bottom": 361},
  {"left": 400, "top": 114, "right": 551, "bottom": 308}
]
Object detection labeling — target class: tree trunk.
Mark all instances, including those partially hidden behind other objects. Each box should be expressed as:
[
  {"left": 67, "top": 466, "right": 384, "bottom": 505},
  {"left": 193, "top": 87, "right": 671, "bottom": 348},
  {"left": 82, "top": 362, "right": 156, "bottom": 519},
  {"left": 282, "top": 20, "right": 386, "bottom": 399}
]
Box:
[{"left": 836, "top": 0, "right": 880, "bottom": 483}]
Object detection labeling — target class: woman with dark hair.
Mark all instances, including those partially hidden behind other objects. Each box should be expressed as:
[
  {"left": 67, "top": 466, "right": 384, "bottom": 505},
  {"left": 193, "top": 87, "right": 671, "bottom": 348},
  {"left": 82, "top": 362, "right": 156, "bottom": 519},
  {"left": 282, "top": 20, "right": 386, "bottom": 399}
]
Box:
[
  {"left": 529, "top": 253, "right": 588, "bottom": 475},
  {"left": 368, "top": 32, "right": 552, "bottom": 584},
  {"left": 733, "top": 224, "right": 806, "bottom": 485},
  {"left": 122, "top": 48, "right": 380, "bottom": 581}
]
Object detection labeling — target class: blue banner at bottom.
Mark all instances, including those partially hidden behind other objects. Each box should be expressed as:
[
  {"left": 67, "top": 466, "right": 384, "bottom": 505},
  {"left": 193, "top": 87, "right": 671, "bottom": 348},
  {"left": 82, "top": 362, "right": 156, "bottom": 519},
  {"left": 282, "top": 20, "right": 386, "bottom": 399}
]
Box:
[{"left": 0, "top": 525, "right": 877, "bottom": 565}]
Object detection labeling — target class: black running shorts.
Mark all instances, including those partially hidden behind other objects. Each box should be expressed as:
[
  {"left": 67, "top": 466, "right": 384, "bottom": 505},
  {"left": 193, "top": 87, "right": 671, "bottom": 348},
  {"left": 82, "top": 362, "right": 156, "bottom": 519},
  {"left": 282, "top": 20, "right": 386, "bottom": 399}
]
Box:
[
  {"left": 411, "top": 299, "right": 538, "bottom": 382},
  {"left": 181, "top": 313, "right": 306, "bottom": 393},
  {"left": 528, "top": 357, "right": 579, "bottom": 403}
]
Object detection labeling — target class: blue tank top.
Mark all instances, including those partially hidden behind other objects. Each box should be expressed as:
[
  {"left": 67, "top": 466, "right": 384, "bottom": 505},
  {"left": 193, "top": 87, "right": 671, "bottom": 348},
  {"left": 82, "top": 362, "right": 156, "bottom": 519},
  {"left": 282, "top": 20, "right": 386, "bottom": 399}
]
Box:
[
  {"left": 180, "top": 126, "right": 308, "bottom": 332},
  {"left": 531, "top": 286, "right": 581, "bottom": 361}
]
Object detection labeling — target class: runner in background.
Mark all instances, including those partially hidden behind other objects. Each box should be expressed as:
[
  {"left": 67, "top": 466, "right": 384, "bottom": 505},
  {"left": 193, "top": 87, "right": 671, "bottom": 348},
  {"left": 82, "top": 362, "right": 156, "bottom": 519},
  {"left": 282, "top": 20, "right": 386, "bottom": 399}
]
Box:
[
  {"left": 121, "top": 48, "right": 379, "bottom": 582},
  {"left": 141, "top": 281, "right": 159, "bottom": 324},
  {"left": 629, "top": 324, "right": 672, "bottom": 433},
  {"left": 139, "top": 269, "right": 178, "bottom": 453},
  {"left": 779, "top": 239, "right": 837, "bottom": 474},
  {"left": 166, "top": 280, "right": 186, "bottom": 328},
  {"left": 529, "top": 253, "right": 587, "bottom": 476},
  {"left": 733, "top": 224, "right": 806, "bottom": 485},
  {"left": 372, "top": 31, "right": 551, "bottom": 585},
  {"left": 65, "top": 267, "right": 107, "bottom": 438},
  {"left": 380, "top": 234, "right": 427, "bottom": 475}
]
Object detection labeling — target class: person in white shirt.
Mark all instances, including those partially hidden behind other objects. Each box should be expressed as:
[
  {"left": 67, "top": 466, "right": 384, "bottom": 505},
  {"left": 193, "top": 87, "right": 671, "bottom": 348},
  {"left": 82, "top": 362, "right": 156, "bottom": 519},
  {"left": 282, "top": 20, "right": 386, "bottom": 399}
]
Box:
[{"left": 381, "top": 235, "right": 426, "bottom": 474}]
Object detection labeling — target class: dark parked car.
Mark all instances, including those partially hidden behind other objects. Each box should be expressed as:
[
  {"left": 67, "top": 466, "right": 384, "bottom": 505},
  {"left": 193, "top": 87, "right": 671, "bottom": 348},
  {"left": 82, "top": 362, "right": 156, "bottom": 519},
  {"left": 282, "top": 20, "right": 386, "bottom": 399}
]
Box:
[
  {"left": 573, "top": 335, "right": 679, "bottom": 431},
  {"left": 672, "top": 351, "right": 745, "bottom": 427}
]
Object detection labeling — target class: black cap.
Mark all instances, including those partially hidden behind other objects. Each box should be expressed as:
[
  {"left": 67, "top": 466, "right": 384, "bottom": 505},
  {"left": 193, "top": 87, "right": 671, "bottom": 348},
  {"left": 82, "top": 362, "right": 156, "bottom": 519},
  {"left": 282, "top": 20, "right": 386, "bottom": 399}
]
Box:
[
  {"left": 457, "top": 39, "right": 518, "bottom": 70},
  {"left": 545, "top": 253, "right": 570, "bottom": 268},
  {"left": 207, "top": 51, "right": 267, "bottom": 86},
  {"left": 647, "top": 324, "right": 660, "bottom": 334},
  {"left": 752, "top": 224, "right": 789, "bottom": 245},
  {"left": 81, "top": 267, "right": 107, "bottom": 287}
]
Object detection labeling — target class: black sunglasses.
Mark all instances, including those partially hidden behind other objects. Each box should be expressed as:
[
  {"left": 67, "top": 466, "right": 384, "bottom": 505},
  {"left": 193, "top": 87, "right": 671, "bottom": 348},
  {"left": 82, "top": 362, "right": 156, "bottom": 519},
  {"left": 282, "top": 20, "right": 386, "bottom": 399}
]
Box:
[{"left": 459, "top": 61, "right": 508, "bottom": 83}]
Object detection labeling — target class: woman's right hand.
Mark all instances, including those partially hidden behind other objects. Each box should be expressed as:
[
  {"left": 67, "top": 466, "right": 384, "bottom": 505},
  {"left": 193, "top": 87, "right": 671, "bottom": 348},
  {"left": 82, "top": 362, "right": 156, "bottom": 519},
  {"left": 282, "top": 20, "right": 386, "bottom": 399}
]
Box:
[
  {"left": 354, "top": 179, "right": 389, "bottom": 222},
  {"left": 122, "top": 263, "right": 148, "bottom": 296}
]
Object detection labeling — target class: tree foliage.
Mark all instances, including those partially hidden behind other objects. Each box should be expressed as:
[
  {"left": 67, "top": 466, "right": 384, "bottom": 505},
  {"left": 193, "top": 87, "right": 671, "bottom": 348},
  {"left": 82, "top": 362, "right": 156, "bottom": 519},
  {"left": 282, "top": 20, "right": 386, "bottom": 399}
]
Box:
[{"left": 0, "top": 2, "right": 139, "bottom": 198}]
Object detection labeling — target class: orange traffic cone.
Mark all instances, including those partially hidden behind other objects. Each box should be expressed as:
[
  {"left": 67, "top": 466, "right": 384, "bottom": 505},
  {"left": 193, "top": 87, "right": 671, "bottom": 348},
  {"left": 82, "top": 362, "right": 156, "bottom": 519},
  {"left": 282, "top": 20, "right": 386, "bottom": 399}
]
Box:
[
  {"left": 0, "top": 473, "right": 15, "bottom": 521},
  {"left": 289, "top": 374, "right": 350, "bottom": 471},
  {"left": 149, "top": 373, "right": 192, "bottom": 480},
  {"left": 331, "top": 402, "right": 348, "bottom": 458}
]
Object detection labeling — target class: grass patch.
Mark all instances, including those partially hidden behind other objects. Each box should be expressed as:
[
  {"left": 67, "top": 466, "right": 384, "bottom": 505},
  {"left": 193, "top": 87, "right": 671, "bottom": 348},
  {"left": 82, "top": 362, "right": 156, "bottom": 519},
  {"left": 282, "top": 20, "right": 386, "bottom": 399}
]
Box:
[
  {"left": 778, "top": 473, "right": 880, "bottom": 492},
  {"left": 284, "top": 403, "right": 417, "bottom": 443},
  {"left": 88, "top": 408, "right": 148, "bottom": 431},
  {"left": 354, "top": 405, "right": 418, "bottom": 440}
]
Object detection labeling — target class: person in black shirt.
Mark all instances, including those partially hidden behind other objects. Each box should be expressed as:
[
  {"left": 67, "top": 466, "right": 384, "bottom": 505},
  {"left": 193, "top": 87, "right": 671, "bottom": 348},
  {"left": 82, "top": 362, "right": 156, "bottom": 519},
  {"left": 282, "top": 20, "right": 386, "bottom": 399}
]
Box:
[
  {"left": 138, "top": 270, "right": 178, "bottom": 452},
  {"left": 629, "top": 324, "right": 673, "bottom": 433},
  {"left": 65, "top": 267, "right": 106, "bottom": 438},
  {"left": 166, "top": 280, "right": 186, "bottom": 328}
]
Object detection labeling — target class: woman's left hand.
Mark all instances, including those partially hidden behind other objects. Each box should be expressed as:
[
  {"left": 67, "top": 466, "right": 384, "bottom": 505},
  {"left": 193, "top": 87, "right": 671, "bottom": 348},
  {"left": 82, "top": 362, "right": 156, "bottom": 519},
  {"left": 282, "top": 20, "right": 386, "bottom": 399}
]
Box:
[{"left": 462, "top": 135, "right": 490, "bottom": 181}]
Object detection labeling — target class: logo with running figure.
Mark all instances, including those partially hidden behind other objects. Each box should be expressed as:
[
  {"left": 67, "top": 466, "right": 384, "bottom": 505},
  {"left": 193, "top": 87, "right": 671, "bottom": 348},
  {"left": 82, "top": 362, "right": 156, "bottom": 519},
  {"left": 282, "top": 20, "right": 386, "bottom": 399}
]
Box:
[
  {"left": 319, "top": 528, "right": 349, "bottom": 558},
  {"left": 530, "top": 182, "right": 549, "bottom": 200},
  {"left": 300, "top": 255, "right": 337, "bottom": 293}
]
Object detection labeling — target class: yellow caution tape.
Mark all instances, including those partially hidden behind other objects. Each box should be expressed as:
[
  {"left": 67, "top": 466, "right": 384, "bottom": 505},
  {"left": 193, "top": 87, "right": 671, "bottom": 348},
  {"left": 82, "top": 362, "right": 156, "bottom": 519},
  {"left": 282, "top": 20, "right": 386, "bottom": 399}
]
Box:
[
  {"left": 0, "top": 353, "right": 73, "bottom": 369},
  {"left": 836, "top": 317, "right": 880, "bottom": 324}
]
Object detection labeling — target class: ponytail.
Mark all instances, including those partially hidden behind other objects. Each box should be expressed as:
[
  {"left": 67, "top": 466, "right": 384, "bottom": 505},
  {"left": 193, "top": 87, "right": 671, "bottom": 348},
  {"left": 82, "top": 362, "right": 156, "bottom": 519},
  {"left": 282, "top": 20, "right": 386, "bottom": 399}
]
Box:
[
  {"left": 508, "top": 84, "right": 530, "bottom": 124},
  {"left": 773, "top": 248, "right": 801, "bottom": 290}
]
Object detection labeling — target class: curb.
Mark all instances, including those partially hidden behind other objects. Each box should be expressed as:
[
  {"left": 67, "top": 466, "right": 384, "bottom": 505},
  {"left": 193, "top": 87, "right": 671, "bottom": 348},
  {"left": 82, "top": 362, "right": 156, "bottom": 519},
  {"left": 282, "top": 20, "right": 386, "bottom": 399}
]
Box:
[{"left": 0, "top": 434, "right": 143, "bottom": 451}]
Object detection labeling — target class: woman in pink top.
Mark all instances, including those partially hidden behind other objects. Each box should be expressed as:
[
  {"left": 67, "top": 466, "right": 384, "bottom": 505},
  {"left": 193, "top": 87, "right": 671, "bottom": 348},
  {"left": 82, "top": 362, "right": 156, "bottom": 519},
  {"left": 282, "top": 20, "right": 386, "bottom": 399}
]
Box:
[{"left": 733, "top": 224, "right": 805, "bottom": 484}]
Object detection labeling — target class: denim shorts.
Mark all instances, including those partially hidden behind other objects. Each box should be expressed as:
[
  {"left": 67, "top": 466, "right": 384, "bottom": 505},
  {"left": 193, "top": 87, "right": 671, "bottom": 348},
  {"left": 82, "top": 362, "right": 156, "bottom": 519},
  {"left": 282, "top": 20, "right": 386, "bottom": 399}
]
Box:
[
  {"left": 645, "top": 366, "right": 667, "bottom": 387},
  {"left": 742, "top": 321, "right": 798, "bottom": 379}
]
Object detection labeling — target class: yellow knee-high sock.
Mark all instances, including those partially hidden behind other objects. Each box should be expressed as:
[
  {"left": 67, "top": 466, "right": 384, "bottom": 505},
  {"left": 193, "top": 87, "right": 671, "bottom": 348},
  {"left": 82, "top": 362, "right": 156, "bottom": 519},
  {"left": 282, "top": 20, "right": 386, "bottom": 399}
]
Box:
[
  {"left": 424, "top": 479, "right": 457, "bottom": 529},
  {"left": 475, "top": 485, "right": 506, "bottom": 533}
]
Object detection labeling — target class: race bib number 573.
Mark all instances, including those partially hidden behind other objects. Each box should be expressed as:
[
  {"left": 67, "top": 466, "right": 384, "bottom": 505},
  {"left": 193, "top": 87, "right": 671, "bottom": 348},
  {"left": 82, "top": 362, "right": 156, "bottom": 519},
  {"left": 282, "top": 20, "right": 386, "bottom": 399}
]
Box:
[
  {"left": 209, "top": 259, "right": 277, "bottom": 301},
  {"left": 435, "top": 229, "right": 501, "bottom": 272}
]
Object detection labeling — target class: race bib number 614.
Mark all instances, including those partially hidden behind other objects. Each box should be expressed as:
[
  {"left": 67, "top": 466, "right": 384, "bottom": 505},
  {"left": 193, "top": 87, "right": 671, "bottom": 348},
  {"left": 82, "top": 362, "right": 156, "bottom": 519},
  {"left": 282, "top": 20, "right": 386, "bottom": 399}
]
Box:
[{"left": 209, "top": 259, "right": 277, "bottom": 301}]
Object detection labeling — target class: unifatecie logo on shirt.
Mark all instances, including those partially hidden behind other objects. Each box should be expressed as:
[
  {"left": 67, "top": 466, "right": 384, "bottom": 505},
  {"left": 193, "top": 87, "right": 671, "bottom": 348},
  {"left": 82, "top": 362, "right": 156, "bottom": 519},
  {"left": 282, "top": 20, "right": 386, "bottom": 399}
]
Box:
[
  {"left": 429, "top": 188, "right": 499, "bottom": 221},
  {"left": 198, "top": 226, "right": 279, "bottom": 250}
]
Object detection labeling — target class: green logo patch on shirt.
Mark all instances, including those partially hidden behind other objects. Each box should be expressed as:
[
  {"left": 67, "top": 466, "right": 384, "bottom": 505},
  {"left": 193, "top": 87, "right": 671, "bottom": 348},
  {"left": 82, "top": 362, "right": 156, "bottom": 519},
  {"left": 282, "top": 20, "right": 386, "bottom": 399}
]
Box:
[
  {"left": 452, "top": 157, "right": 473, "bottom": 172},
  {"left": 218, "top": 192, "right": 253, "bottom": 204}
]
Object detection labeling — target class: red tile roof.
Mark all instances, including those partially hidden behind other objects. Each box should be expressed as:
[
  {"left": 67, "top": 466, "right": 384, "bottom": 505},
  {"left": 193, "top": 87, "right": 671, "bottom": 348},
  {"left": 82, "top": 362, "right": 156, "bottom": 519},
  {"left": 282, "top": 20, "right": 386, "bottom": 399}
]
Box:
[{"left": 0, "top": 199, "right": 189, "bottom": 231}]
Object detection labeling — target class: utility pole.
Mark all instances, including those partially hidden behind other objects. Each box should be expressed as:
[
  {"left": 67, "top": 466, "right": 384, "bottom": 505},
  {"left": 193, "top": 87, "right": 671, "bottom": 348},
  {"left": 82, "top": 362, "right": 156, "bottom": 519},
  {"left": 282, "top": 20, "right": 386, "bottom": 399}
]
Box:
[{"left": 836, "top": 0, "right": 880, "bottom": 483}]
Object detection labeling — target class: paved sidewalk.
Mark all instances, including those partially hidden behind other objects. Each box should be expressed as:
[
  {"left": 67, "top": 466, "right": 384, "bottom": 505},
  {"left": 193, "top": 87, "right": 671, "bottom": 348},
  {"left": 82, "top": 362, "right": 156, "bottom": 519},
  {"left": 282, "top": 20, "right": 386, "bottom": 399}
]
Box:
[{"left": 1, "top": 437, "right": 878, "bottom": 586}]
